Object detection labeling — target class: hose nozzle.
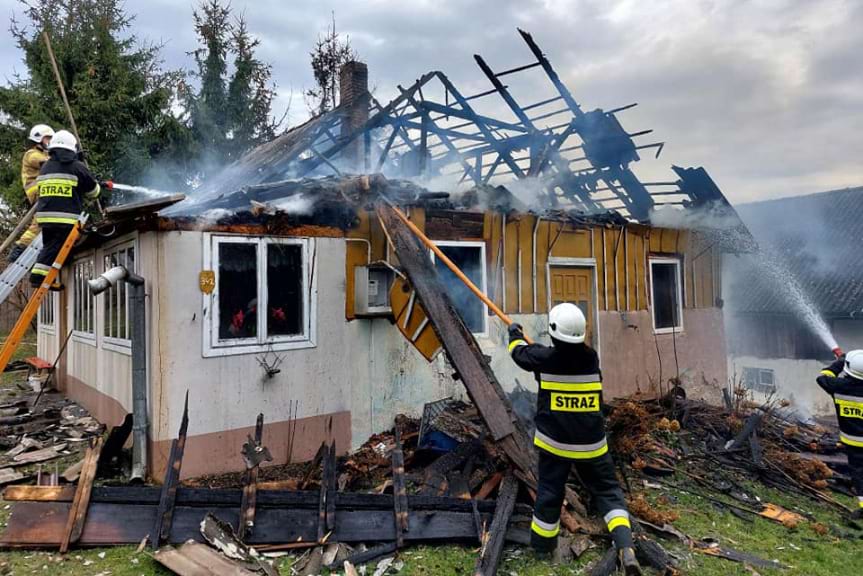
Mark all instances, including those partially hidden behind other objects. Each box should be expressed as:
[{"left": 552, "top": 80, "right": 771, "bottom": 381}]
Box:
[{"left": 832, "top": 347, "right": 844, "bottom": 359}]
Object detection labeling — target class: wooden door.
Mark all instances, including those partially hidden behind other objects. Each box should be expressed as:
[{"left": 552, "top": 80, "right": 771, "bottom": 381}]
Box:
[{"left": 550, "top": 266, "right": 595, "bottom": 346}]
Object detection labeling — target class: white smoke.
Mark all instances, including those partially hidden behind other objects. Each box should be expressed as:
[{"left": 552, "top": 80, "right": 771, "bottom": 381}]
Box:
[
  {"left": 648, "top": 202, "right": 743, "bottom": 230},
  {"left": 271, "top": 194, "right": 317, "bottom": 215},
  {"left": 199, "top": 208, "right": 232, "bottom": 222}
]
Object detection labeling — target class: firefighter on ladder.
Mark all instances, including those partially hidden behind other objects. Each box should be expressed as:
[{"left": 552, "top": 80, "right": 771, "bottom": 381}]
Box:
[
  {"left": 8, "top": 124, "right": 55, "bottom": 262},
  {"left": 29, "top": 130, "right": 100, "bottom": 289},
  {"left": 509, "top": 303, "right": 641, "bottom": 574},
  {"left": 817, "top": 350, "right": 863, "bottom": 519}
]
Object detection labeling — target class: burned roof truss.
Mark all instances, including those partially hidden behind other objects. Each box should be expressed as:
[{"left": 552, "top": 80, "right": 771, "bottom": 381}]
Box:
[{"left": 215, "top": 29, "right": 732, "bottom": 223}]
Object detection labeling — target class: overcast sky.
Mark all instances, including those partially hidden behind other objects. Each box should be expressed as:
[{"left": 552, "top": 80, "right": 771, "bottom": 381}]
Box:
[{"left": 1, "top": 0, "right": 860, "bottom": 204}]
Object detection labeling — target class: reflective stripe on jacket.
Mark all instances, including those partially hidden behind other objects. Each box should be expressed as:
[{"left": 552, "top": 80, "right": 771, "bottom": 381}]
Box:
[
  {"left": 510, "top": 337, "right": 607, "bottom": 459},
  {"left": 816, "top": 359, "right": 863, "bottom": 447},
  {"left": 35, "top": 151, "right": 99, "bottom": 225}
]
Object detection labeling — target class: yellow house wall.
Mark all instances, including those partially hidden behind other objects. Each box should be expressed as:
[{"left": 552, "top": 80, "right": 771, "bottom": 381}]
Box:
[{"left": 344, "top": 208, "right": 722, "bottom": 319}]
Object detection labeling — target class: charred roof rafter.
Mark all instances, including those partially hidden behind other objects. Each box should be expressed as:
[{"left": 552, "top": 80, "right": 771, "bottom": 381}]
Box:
[{"left": 208, "top": 30, "right": 736, "bottom": 223}]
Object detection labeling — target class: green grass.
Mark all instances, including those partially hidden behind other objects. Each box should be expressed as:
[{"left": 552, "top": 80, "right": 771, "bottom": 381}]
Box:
[
  {"left": 1, "top": 476, "right": 857, "bottom": 576},
  {"left": 650, "top": 480, "right": 862, "bottom": 576},
  {"left": 0, "top": 329, "right": 38, "bottom": 387},
  {"left": 0, "top": 344, "right": 858, "bottom": 575}
]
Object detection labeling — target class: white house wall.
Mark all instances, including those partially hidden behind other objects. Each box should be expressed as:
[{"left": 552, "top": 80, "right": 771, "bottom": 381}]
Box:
[
  {"left": 43, "top": 235, "right": 140, "bottom": 429},
  {"left": 727, "top": 355, "right": 835, "bottom": 418}
]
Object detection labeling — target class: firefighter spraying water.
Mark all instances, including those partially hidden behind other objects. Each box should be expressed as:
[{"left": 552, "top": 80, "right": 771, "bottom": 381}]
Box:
[{"left": 817, "top": 348, "right": 863, "bottom": 520}]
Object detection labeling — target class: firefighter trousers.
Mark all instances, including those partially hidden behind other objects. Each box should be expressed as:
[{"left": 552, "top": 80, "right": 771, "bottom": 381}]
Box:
[
  {"left": 17, "top": 190, "right": 40, "bottom": 249},
  {"left": 848, "top": 446, "right": 863, "bottom": 511},
  {"left": 29, "top": 224, "right": 73, "bottom": 287},
  {"left": 531, "top": 450, "right": 633, "bottom": 552}
]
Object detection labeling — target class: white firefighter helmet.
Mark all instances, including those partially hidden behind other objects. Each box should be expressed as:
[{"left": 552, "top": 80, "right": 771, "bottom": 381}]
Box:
[
  {"left": 845, "top": 350, "right": 863, "bottom": 380},
  {"left": 548, "top": 302, "right": 587, "bottom": 344},
  {"left": 28, "top": 124, "right": 54, "bottom": 144},
  {"left": 48, "top": 129, "right": 78, "bottom": 153}
]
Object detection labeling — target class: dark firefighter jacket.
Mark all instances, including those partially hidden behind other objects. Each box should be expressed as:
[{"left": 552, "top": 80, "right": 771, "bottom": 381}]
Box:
[
  {"left": 817, "top": 359, "right": 863, "bottom": 449},
  {"left": 509, "top": 334, "right": 607, "bottom": 460},
  {"left": 35, "top": 149, "right": 100, "bottom": 226}
]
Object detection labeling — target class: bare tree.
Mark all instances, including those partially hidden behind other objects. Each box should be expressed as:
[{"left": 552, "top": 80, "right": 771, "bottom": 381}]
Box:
[{"left": 304, "top": 12, "right": 357, "bottom": 116}]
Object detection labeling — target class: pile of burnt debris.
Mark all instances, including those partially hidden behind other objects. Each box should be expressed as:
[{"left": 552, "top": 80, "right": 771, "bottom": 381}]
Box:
[
  {"left": 0, "top": 394, "right": 533, "bottom": 574},
  {"left": 598, "top": 385, "right": 863, "bottom": 573},
  {"left": 0, "top": 362, "right": 108, "bottom": 488},
  {"left": 2, "top": 385, "right": 859, "bottom": 575}
]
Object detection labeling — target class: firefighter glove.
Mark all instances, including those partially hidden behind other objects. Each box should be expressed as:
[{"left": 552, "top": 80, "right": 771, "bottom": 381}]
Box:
[{"left": 508, "top": 323, "right": 525, "bottom": 342}]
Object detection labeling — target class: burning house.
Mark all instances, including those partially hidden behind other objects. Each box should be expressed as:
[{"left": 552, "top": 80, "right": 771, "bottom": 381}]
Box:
[
  {"left": 35, "top": 30, "right": 742, "bottom": 479},
  {"left": 725, "top": 186, "right": 863, "bottom": 418}
]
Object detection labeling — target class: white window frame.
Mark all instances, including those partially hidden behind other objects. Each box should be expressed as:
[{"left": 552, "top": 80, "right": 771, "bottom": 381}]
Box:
[
  {"left": 101, "top": 239, "right": 137, "bottom": 355},
  {"left": 38, "top": 292, "right": 56, "bottom": 334},
  {"left": 202, "top": 234, "right": 317, "bottom": 357},
  {"left": 430, "top": 240, "right": 488, "bottom": 337},
  {"left": 71, "top": 254, "right": 97, "bottom": 345},
  {"left": 649, "top": 257, "right": 684, "bottom": 335}
]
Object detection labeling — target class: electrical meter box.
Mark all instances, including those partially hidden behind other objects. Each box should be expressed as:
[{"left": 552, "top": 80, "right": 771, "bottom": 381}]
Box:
[{"left": 354, "top": 264, "right": 395, "bottom": 316}]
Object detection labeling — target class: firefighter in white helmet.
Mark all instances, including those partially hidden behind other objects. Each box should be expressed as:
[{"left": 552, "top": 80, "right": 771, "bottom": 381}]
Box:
[
  {"left": 29, "top": 130, "right": 100, "bottom": 289},
  {"left": 8, "top": 124, "right": 55, "bottom": 262},
  {"left": 509, "top": 303, "right": 641, "bottom": 574},
  {"left": 817, "top": 350, "right": 863, "bottom": 519}
]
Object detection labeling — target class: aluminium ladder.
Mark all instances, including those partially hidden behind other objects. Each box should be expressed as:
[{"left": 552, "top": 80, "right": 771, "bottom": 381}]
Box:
[
  {"left": 0, "top": 221, "right": 83, "bottom": 373},
  {"left": 0, "top": 233, "right": 44, "bottom": 306}
]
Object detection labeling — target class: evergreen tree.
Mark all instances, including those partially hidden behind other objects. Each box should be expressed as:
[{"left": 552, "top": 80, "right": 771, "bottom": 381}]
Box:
[
  {"left": 0, "top": 0, "right": 191, "bottom": 211},
  {"left": 305, "top": 13, "right": 357, "bottom": 116},
  {"left": 187, "top": 2, "right": 282, "bottom": 174},
  {"left": 226, "top": 15, "right": 280, "bottom": 161},
  {"left": 187, "top": 0, "right": 231, "bottom": 163}
]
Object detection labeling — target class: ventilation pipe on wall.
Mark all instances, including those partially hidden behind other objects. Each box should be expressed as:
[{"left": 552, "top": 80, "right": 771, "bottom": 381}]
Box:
[{"left": 89, "top": 265, "right": 148, "bottom": 481}]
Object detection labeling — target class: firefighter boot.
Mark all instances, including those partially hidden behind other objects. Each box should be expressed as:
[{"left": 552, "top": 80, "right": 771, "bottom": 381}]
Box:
[
  {"left": 618, "top": 546, "right": 642, "bottom": 576},
  {"left": 852, "top": 508, "right": 863, "bottom": 521},
  {"left": 8, "top": 244, "right": 25, "bottom": 263}
]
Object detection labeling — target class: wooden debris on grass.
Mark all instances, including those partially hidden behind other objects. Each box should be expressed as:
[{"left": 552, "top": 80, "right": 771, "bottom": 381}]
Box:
[
  {"left": 0, "top": 468, "right": 24, "bottom": 486},
  {"left": 59, "top": 436, "right": 103, "bottom": 553},
  {"left": 5, "top": 437, "right": 42, "bottom": 457},
  {"left": 154, "top": 541, "right": 260, "bottom": 576},
  {"left": 11, "top": 443, "right": 66, "bottom": 465}
]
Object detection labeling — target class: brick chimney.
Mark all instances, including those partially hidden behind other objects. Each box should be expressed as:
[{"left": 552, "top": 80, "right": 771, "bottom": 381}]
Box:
[{"left": 339, "top": 61, "right": 370, "bottom": 172}]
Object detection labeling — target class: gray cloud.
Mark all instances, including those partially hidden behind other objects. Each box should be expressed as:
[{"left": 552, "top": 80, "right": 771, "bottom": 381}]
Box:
[{"left": 1, "top": 0, "right": 860, "bottom": 204}]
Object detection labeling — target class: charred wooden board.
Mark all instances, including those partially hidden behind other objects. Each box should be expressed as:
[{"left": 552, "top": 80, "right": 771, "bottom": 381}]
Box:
[
  {"left": 60, "top": 436, "right": 103, "bottom": 553},
  {"left": 4, "top": 485, "right": 501, "bottom": 513},
  {"left": 152, "top": 392, "right": 189, "bottom": 549},
  {"left": 474, "top": 473, "right": 517, "bottom": 576},
  {"left": 0, "top": 502, "right": 495, "bottom": 547},
  {"left": 377, "top": 206, "right": 514, "bottom": 442},
  {"left": 392, "top": 427, "right": 409, "bottom": 548},
  {"left": 378, "top": 205, "right": 537, "bottom": 489},
  {"left": 104, "top": 194, "right": 186, "bottom": 218}
]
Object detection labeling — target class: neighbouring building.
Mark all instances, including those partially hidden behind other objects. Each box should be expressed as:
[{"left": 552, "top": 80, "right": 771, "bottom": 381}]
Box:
[
  {"left": 36, "top": 31, "right": 744, "bottom": 479},
  {"left": 725, "top": 186, "right": 863, "bottom": 418}
]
